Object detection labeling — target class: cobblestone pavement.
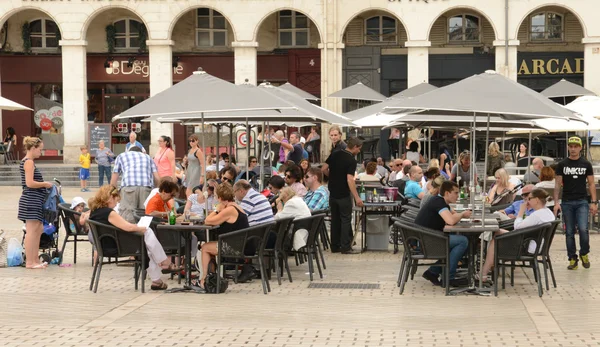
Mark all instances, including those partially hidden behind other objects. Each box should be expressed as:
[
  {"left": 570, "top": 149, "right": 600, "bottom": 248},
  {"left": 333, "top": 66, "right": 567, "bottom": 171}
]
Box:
[{"left": 2, "top": 187, "right": 600, "bottom": 346}]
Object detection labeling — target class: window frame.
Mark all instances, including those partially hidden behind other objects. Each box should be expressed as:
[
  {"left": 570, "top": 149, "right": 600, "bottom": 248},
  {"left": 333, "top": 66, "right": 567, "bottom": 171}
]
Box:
[
  {"left": 195, "top": 8, "right": 228, "bottom": 47},
  {"left": 113, "top": 18, "right": 144, "bottom": 50},
  {"left": 364, "top": 15, "right": 398, "bottom": 44},
  {"left": 447, "top": 14, "right": 481, "bottom": 44},
  {"left": 529, "top": 11, "right": 564, "bottom": 42},
  {"left": 29, "top": 18, "right": 59, "bottom": 50},
  {"left": 278, "top": 10, "right": 310, "bottom": 48}
]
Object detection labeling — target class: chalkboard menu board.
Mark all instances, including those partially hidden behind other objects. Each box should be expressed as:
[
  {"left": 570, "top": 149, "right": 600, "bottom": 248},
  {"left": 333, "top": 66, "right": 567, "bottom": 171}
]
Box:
[{"left": 88, "top": 123, "right": 112, "bottom": 157}]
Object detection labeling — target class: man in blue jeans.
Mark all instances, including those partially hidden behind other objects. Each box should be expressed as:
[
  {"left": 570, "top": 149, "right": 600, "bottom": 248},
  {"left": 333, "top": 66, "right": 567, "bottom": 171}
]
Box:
[
  {"left": 554, "top": 136, "right": 597, "bottom": 270},
  {"left": 414, "top": 181, "right": 471, "bottom": 287}
]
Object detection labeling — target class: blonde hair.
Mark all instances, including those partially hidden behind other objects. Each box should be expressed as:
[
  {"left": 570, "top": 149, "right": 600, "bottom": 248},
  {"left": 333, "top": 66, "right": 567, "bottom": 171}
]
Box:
[
  {"left": 494, "top": 168, "right": 509, "bottom": 188},
  {"left": 329, "top": 125, "right": 342, "bottom": 135},
  {"left": 80, "top": 145, "right": 88, "bottom": 150},
  {"left": 459, "top": 151, "right": 471, "bottom": 164},
  {"left": 88, "top": 185, "right": 120, "bottom": 211},
  {"left": 22, "top": 136, "right": 42, "bottom": 152},
  {"left": 279, "top": 187, "right": 296, "bottom": 203},
  {"left": 488, "top": 142, "right": 500, "bottom": 157},
  {"left": 429, "top": 159, "right": 440, "bottom": 168}
]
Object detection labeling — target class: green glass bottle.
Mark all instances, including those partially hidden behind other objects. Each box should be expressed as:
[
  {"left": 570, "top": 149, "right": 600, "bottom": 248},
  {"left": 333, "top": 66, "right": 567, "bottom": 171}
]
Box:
[{"left": 168, "top": 206, "right": 176, "bottom": 225}]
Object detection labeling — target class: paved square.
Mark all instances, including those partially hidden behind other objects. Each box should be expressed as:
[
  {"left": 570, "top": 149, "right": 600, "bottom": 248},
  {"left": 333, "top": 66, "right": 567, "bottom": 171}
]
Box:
[{"left": 2, "top": 187, "right": 600, "bottom": 346}]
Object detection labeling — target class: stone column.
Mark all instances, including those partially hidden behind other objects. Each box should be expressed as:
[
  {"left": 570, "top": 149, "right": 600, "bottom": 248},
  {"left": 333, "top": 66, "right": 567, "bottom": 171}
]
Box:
[
  {"left": 60, "top": 40, "right": 88, "bottom": 163},
  {"left": 405, "top": 41, "right": 431, "bottom": 88},
  {"left": 494, "top": 40, "right": 520, "bottom": 81},
  {"left": 232, "top": 41, "right": 258, "bottom": 85},
  {"left": 318, "top": 42, "right": 344, "bottom": 158},
  {"left": 147, "top": 40, "right": 173, "bottom": 156},
  {"left": 583, "top": 38, "right": 600, "bottom": 95}
]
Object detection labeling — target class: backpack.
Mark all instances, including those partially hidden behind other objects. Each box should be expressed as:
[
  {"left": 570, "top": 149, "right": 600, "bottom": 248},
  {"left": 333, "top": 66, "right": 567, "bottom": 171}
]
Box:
[{"left": 42, "top": 185, "right": 59, "bottom": 224}]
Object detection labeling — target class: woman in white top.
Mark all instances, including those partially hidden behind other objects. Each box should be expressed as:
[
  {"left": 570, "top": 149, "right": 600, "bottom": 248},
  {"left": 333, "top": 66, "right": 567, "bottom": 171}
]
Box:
[
  {"left": 275, "top": 187, "right": 312, "bottom": 250},
  {"left": 480, "top": 188, "right": 554, "bottom": 282},
  {"left": 402, "top": 141, "right": 426, "bottom": 164},
  {"left": 357, "top": 162, "right": 381, "bottom": 182},
  {"left": 535, "top": 167, "right": 556, "bottom": 189}
]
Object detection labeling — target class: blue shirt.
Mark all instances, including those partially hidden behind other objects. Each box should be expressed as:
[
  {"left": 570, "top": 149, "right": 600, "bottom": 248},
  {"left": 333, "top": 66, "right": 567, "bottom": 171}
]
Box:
[
  {"left": 404, "top": 180, "right": 425, "bottom": 199},
  {"left": 113, "top": 151, "right": 157, "bottom": 188},
  {"left": 240, "top": 188, "right": 275, "bottom": 226},
  {"left": 304, "top": 186, "right": 329, "bottom": 211},
  {"left": 504, "top": 200, "right": 534, "bottom": 216}
]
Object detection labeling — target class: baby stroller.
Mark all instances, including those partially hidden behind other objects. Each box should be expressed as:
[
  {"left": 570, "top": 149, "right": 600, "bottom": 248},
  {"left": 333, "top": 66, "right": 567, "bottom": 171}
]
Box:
[{"left": 21, "top": 179, "right": 64, "bottom": 264}]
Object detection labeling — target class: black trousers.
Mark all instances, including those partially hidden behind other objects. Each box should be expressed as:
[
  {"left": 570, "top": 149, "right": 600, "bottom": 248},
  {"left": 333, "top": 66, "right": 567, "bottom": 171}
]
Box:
[{"left": 329, "top": 195, "right": 354, "bottom": 252}]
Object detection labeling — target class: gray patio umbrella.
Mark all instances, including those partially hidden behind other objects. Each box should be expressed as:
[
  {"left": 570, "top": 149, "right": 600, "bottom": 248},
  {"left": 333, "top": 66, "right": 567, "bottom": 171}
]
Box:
[
  {"left": 390, "top": 82, "right": 438, "bottom": 99},
  {"left": 278, "top": 82, "right": 320, "bottom": 101},
  {"left": 540, "top": 79, "right": 595, "bottom": 99},
  {"left": 112, "top": 70, "right": 296, "bottom": 121},
  {"left": 329, "top": 82, "right": 386, "bottom": 102}
]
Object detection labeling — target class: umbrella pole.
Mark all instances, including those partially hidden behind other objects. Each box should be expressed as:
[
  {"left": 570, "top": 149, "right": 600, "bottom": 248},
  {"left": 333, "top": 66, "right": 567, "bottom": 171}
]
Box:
[
  {"left": 260, "top": 121, "right": 265, "bottom": 191},
  {"left": 246, "top": 118, "right": 250, "bottom": 181},
  {"left": 483, "top": 115, "right": 490, "bottom": 194},
  {"left": 455, "top": 128, "right": 459, "bottom": 162},
  {"left": 216, "top": 125, "right": 220, "bottom": 173},
  {"left": 229, "top": 123, "right": 233, "bottom": 160},
  {"left": 587, "top": 131, "right": 592, "bottom": 161},
  {"left": 202, "top": 113, "right": 208, "bottom": 214},
  {"left": 428, "top": 127, "right": 431, "bottom": 162},
  {"left": 526, "top": 131, "right": 532, "bottom": 182}
]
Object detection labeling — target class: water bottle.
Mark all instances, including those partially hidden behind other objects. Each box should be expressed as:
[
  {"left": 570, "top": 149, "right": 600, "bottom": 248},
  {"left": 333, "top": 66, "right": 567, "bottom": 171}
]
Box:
[
  {"left": 168, "top": 206, "right": 176, "bottom": 225},
  {"left": 359, "top": 182, "right": 366, "bottom": 201}
]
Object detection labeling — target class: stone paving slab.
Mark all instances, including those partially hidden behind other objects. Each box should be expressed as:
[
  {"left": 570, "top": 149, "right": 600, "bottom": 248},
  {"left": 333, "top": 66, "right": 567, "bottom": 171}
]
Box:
[{"left": 2, "top": 187, "right": 600, "bottom": 346}]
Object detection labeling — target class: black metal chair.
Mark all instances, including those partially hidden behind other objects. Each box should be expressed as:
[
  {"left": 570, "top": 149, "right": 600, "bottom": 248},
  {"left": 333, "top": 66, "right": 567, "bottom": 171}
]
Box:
[
  {"left": 2, "top": 140, "right": 18, "bottom": 164},
  {"left": 216, "top": 222, "right": 276, "bottom": 294},
  {"left": 538, "top": 220, "right": 561, "bottom": 290},
  {"left": 286, "top": 214, "right": 326, "bottom": 281},
  {"left": 87, "top": 220, "right": 146, "bottom": 293},
  {"left": 311, "top": 208, "right": 331, "bottom": 251},
  {"left": 263, "top": 217, "right": 295, "bottom": 285},
  {"left": 394, "top": 221, "right": 450, "bottom": 295},
  {"left": 493, "top": 222, "right": 549, "bottom": 297},
  {"left": 58, "top": 203, "right": 91, "bottom": 265}
]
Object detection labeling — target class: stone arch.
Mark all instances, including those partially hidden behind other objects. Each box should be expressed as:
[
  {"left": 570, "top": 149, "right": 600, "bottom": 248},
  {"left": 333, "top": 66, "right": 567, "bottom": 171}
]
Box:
[
  {"left": 513, "top": 3, "right": 586, "bottom": 40},
  {"left": 168, "top": 5, "right": 237, "bottom": 42},
  {"left": 426, "top": 6, "right": 498, "bottom": 42},
  {"left": 0, "top": 6, "right": 63, "bottom": 37},
  {"left": 339, "top": 8, "right": 409, "bottom": 43},
  {"left": 81, "top": 5, "right": 151, "bottom": 40},
  {"left": 253, "top": 7, "right": 323, "bottom": 44}
]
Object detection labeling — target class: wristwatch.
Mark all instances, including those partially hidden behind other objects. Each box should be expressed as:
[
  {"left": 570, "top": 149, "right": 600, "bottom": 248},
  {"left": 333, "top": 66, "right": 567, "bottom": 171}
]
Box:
[{"left": 591, "top": 201, "right": 598, "bottom": 205}]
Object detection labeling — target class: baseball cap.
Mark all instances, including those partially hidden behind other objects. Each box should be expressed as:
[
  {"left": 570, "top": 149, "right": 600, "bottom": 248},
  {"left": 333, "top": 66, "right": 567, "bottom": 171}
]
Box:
[
  {"left": 568, "top": 136, "right": 582, "bottom": 146},
  {"left": 70, "top": 196, "right": 87, "bottom": 209}
]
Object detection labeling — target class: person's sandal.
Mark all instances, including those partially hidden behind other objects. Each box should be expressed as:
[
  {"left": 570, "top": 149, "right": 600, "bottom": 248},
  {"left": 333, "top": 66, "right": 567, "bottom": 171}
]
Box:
[
  {"left": 161, "top": 263, "right": 184, "bottom": 274},
  {"left": 151, "top": 281, "right": 168, "bottom": 290},
  {"left": 474, "top": 274, "right": 493, "bottom": 285}
]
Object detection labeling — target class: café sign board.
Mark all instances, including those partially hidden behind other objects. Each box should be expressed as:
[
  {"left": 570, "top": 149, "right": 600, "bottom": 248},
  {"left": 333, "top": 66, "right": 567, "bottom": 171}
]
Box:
[{"left": 517, "top": 53, "right": 584, "bottom": 76}]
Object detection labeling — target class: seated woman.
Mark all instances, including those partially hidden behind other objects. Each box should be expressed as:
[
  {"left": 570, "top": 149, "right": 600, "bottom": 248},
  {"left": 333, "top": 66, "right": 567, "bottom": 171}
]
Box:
[
  {"left": 420, "top": 176, "right": 445, "bottom": 208},
  {"left": 275, "top": 187, "right": 312, "bottom": 250},
  {"left": 199, "top": 183, "right": 250, "bottom": 288},
  {"left": 487, "top": 168, "right": 516, "bottom": 206},
  {"left": 402, "top": 141, "right": 426, "bottom": 164},
  {"left": 429, "top": 159, "right": 449, "bottom": 179},
  {"left": 88, "top": 185, "right": 181, "bottom": 290},
  {"left": 423, "top": 167, "right": 441, "bottom": 191},
  {"left": 480, "top": 188, "right": 554, "bottom": 282},
  {"left": 357, "top": 161, "right": 381, "bottom": 182},
  {"left": 535, "top": 166, "right": 555, "bottom": 189},
  {"left": 185, "top": 179, "right": 217, "bottom": 216},
  {"left": 145, "top": 179, "right": 180, "bottom": 218}
]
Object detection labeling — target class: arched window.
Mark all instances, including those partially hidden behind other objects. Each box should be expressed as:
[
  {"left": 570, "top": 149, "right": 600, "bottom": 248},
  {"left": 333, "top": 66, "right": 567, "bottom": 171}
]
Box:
[
  {"left": 365, "top": 16, "right": 397, "bottom": 44},
  {"left": 278, "top": 10, "right": 309, "bottom": 47},
  {"left": 114, "top": 19, "right": 144, "bottom": 49},
  {"left": 30, "top": 19, "right": 58, "bottom": 49},
  {"left": 196, "top": 9, "right": 227, "bottom": 47},
  {"left": 448, "top": 14, "right": 480, "bottom": 43},
  {"left": 530, "top": 12, "right": 563, "bottom": 41}
]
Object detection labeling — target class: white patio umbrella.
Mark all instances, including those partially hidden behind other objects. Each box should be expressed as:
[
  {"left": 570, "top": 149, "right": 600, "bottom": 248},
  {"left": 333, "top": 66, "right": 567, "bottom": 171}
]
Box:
[
  {"left": 329, "top": 82, "right": 386, "bottom": 102},
  {"left": 278, "top": 82, "right": 320, "bottom": 101},
  {"left": 0, "top": 96, "right": 32, "bottom": 111}
]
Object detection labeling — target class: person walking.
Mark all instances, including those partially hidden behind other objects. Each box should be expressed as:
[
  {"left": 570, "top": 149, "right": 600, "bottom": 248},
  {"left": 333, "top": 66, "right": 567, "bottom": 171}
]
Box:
[
  {"left": 18, "top": 137, "right": 54, "bottom": 269},
  {"left": 111, "top": 146, "right": 160, "bottom": 223},
  {"left": 322, "top": 137, "right": 363, "bottom": 254},
  {"left": 154, "top": 135, "right": 176, "bottom": 179},
  {"left": 554, "top": 136, "right": 596, "bottom": 270},
  {"left": 185, "top": 134, "right": 204, "bottom": 197},
  {"left": 95, "top": 140, "right": 114, "bottom": 187}
]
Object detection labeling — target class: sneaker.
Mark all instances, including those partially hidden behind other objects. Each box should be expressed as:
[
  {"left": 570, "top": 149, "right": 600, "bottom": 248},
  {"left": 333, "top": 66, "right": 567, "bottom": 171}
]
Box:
[
  {"left": 567, "top": 259, "right": 578, "bottom": 270},
  {"left": 580, "top": 254, "right": 591, "bottom": 269},
  {"left": 80, "top": 188, "right": 85, "bottom": 192},
  {"left": 422, "top": 270, "right": 441, "bottom": 286}
]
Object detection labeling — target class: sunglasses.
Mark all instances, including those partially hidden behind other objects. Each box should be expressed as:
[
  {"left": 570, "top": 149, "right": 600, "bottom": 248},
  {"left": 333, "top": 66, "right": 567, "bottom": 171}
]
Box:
[
  {"left": 250, "top": 160, "right": 257, "bottom": 163},
  {"left": 522, "top": 192, "right": 530, "bottom": 197},
  {"left": 304, "top": 175, "right": 311, "bottom": 179},
  {"left": 188, "top": 139, "right": 196, "bottom": 143},
  {"left": 222, "top": 177, "right": 231, "bottom": 182},
  {"left": 285, "top": 175, "right": 292, "bottom": 179}
]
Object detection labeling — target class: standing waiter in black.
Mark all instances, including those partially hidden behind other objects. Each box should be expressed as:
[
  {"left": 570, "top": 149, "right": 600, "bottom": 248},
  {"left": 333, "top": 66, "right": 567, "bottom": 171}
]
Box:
[{"left": 322, "top": 137, "right": 364, "bottom": 254}]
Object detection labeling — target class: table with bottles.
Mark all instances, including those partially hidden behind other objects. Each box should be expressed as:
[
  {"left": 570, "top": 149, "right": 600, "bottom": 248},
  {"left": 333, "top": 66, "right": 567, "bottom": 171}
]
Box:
[{"left": 355, "top": 182, "right": 402, "bottom": 252}]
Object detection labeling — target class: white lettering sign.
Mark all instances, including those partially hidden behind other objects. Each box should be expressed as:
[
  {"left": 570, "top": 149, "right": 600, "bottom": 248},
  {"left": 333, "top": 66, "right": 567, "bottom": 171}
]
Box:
[{"left": 105, "top": 60, "right": 183, "bottom": 78}]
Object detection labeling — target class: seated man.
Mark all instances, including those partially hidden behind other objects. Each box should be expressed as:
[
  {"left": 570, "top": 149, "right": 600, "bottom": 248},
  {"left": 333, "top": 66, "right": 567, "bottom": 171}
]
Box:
[
  {"left": 145, "top": 180, "right": 180, "bottom": 218},
  {"left": 415, "top": 181, "right": 472, "bottom": 287},
  {"left": 404, "top": 166, "right": 426, "bottom": 200},
  {"left": 304, "top": 167, "right": 329, "bottom": 211},
  {"left": 496, "top": 184, "right": 535, "bottom": 220}
]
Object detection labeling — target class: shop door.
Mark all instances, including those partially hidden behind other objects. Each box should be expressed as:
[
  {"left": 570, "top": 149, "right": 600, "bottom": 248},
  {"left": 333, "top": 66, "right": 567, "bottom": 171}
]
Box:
[
  {"left": 343, "top": 46, "right": 381, "bottom": 113},
  {"left": 105, "top": 94, "right": 149, "bottom": 154}
]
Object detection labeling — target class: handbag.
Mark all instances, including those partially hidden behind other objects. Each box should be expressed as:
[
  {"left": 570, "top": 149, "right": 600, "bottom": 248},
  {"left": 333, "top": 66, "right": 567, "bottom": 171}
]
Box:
[
  {"left": 0, "top": 230, "right": 7, "bottom": 268},
  {"left": 203, "top": 259, "right": 228, "bottom": 294}
]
